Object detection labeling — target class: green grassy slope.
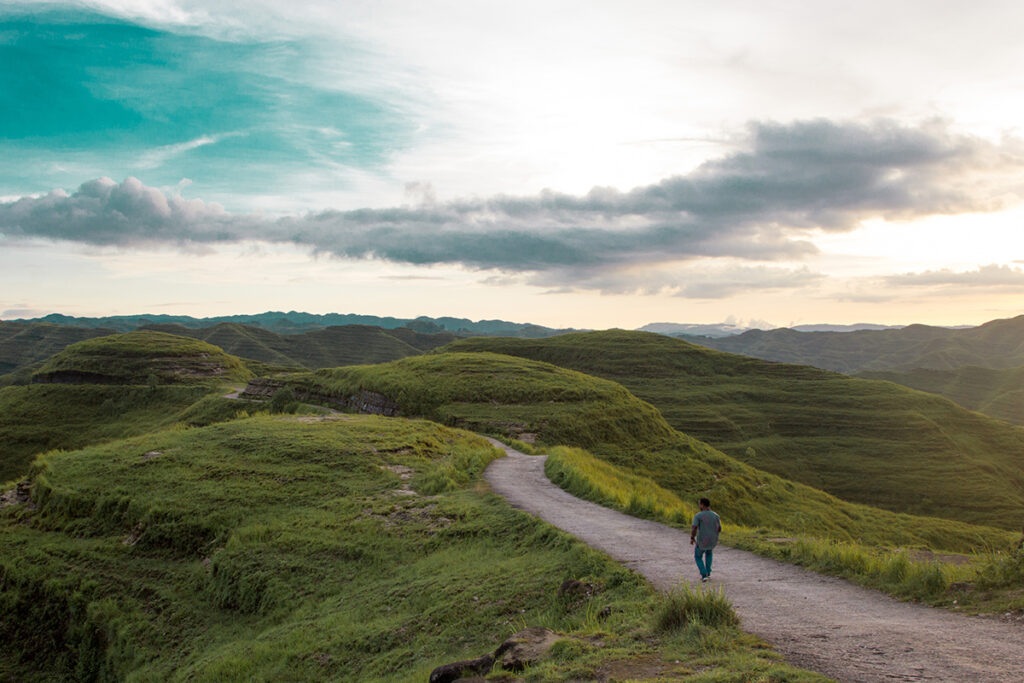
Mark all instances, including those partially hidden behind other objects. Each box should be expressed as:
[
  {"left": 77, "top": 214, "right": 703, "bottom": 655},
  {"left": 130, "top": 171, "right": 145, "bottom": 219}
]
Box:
[
  {"left": 0, "top": 321, "right": 115, "bottom": 378},
  {"left": 1, "top": 332, "right": 260, "bottom": 483},
  {"left": 281, "top": 351, "right": 675, "bottom": 450},
  {"left": 859, "top": 365, "right": 1024, "bottom": 426},
  {"left": 0, "top": 385, "right": 225, "bottom": 484},
  {"left": 685, "top": 314, "right": 1024, "bottom": 372},
  {"left": 34, "top": 330, "right": 253, "bottom": 385},
  {"left": 442, "top": 332, "right": 1024, "bottom": 530},
  {"left": 0, "top": 416, "right": 822, "bottom": 682},
  {"left": 269, "top": 351, "right": 1014, "bottom": 551},
  {"left": 142, "top": 322, "right": 456, "bottom": 368}
]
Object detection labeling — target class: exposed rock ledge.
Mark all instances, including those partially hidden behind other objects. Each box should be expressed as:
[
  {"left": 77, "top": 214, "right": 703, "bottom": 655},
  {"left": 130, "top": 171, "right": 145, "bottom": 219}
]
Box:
[{"left": 239, "top": 378, "right": 401, "bottom": 417}]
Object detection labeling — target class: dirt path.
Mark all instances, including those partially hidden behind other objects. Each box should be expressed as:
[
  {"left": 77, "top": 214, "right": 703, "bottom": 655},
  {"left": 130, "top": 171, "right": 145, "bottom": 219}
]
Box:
[{"left": 483, "top": 439, "right": 1024, "bottom": 683}]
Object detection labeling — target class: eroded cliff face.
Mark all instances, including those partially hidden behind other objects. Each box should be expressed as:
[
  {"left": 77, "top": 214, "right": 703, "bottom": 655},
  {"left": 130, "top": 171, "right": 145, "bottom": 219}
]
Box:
[{"left": 239, "top": 378, "right": 401, "bottom": 417}]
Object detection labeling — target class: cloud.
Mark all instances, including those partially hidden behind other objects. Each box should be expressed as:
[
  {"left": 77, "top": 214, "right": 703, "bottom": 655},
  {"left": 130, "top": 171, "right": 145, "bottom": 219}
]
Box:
[
  {"left": 1, "top": 119, "right": 1021, "bottom": 292},
  {"left": 0, "top": 177, "right": 241, "bottom": 247},
  {"left": 527, "top": 264, "right": 825, "bottom": 298},
  {"left": 886, "top": 264, "right": 1024, "bottom": 289}
]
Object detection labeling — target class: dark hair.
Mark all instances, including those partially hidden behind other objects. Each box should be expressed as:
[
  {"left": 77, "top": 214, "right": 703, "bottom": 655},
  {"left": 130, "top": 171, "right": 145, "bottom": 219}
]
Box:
[{"left": 699, "top": 497, "right": 711, "bottom": 508}]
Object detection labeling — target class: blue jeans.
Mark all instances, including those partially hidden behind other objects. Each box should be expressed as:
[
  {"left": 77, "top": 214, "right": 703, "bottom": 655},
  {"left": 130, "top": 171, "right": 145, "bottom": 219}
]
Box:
[{"left": 694, "top": 546, "right": 714, "bottom": 578}]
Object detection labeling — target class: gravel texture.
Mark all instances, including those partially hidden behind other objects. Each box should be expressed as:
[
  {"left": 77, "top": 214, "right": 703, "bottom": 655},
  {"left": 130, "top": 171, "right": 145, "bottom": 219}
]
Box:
[{"left": 483, "top": 439, "right": 1024, "bottom": 683}]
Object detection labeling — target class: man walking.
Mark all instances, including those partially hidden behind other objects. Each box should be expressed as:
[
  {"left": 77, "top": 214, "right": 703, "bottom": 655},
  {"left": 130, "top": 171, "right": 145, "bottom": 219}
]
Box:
[{"left": 690, "top": 497, "right": 721, "bottom": 583}]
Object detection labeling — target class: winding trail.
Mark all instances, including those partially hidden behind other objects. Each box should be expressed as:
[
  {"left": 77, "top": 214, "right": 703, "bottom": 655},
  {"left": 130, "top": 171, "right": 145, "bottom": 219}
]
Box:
[{"left": 483, "top": 439, "right": 1024, "bottom": 683}]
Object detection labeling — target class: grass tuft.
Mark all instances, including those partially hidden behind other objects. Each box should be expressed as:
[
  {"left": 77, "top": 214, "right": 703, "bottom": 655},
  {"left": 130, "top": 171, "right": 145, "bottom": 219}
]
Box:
[{"left": 656, "top": 583, "right": 739, "bottom": 632}]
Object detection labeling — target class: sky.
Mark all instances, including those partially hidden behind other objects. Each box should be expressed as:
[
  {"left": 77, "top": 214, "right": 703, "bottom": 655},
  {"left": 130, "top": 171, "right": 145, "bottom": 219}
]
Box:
[{"left": 2, "top": 0, "right": 1024, "bottom": 330}]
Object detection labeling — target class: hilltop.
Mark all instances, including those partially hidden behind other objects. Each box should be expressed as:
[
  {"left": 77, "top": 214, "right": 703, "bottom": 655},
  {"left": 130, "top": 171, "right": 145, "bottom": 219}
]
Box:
[
  {"left": 140, "top": 322, "right": 456, "bottom": 369},
  {"left": 682, "top": 314, "right": 1024, "bottom": 373},
  {"left": 32, "top": 330, "right": 253, "bottom": 385},
  {"left": 0, "top": 321, "right": 116, "bottom": 385},
  {"left": 0, "top": 331, "right": 257, "bottom": 482},
  {"left": 256, "top": 351, "right": 1011, "bottom": 550},
  {"left": 443, "top": 331, "right": 1024, "bottom": 529}
]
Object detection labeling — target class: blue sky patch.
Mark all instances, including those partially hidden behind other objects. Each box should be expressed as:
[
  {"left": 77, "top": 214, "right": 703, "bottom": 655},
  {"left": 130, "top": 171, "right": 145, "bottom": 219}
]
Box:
[{"left": 0, "top": 9, "right": 415, "bottom": 206}]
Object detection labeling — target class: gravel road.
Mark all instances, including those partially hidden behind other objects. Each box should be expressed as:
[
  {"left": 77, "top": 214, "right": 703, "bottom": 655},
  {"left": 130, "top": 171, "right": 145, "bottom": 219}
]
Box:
[{"left": 483, "top": 439, "right": 1024, "bottom": 683}]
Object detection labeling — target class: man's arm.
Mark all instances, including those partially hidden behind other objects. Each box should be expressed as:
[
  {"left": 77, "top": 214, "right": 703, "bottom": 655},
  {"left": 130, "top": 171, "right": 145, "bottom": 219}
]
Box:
[{"left": 690, "top": 519, "right": 697, "bottom": 545}]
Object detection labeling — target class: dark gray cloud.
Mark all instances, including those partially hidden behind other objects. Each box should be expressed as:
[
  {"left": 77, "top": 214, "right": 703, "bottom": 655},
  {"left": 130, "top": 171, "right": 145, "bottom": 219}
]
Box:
[
  {"left": 1, "top": 119, "right": 1019, "bottom": 292},
  {"left": 0, "top": 177, "right": 244, "bottom": 246},
  {"left": 886, "top": 264, "right": 1024, "bottom": 289}
]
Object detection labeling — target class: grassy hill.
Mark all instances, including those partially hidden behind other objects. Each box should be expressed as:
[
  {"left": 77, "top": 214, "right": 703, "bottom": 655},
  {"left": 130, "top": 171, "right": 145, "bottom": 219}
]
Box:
[
  {"left": 859, "top": 365, "right": 1024, "bottom": 426},
  {"left": 0, "top": 415, "right": 823, "bottom": 682},
  {"left": 442, "top": 332, "right": 1024, "bottom": 530},
  {"left": 141, "top": 322, "right": 456, "bottom": 369},
  {"left": 0, "top": 331, "right": 260, "bottom": 483},
  {"left": 276, "top": 351, "right": 676, "bottom": 450},
  {"left": 32, "top": 330, "right": 253, "bottom": 385},
  {"left": 0, "top": 385, "right": 236, "bottom": 483},
  {"left": 0, "top": 321, "right": 115, "bottom": 385},
  {"left": 684, "top": 315, "right": 1024, "bottom": 373},
  {"left": 264, "top": 351, "right": 1013, "bottom": 551},
  {"left": 684, "top": 315, "right": 1024, "bottom": 374}
]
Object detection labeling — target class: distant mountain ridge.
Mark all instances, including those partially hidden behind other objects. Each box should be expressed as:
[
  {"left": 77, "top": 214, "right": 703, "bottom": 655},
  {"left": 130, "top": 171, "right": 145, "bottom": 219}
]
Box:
[
  {"left": 640, "top": 321, "right": 906, "bottom": 337},
  {"left": 9, "top": 311, "right": 583, "bottom": 337},
  {"left": 680, "top": 315, "right": 1024, "bottom": 373}
]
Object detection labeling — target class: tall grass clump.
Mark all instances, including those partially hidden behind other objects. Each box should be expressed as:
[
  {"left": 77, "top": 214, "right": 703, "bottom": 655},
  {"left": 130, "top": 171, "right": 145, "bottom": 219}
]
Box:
[
  {"left": 975, "top": 547, "right": 1024, "bottom": 589},
  {"left": 545, "top": 446, "right": 695, "bottom": 524},
  {"left": 656, "top": 583, "right": 739, "bottom": 632},
  {"left": 753, "top": 537, "right": 952, "bottom": 600}
]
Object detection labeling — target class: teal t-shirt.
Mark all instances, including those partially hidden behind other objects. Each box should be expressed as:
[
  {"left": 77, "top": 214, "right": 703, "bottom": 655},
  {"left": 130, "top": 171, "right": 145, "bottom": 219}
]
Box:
[{"left": 692, "top": 509, "right": 721, "bottom": 549}]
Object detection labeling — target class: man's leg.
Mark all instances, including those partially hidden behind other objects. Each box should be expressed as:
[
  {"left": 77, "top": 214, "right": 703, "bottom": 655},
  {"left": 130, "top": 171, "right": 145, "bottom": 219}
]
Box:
[
  {"left": 694, "top": 546, "right": 707, "bottom": 578},
  {"left": 705, "top": 548, "right": 713, "bottom": 576}
]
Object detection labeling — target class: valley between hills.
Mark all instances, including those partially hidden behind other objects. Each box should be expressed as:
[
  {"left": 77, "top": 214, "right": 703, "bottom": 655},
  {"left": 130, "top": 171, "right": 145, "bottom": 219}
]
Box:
[{"left": 1, "top": 315, "right": 1023, "bottom": 681}]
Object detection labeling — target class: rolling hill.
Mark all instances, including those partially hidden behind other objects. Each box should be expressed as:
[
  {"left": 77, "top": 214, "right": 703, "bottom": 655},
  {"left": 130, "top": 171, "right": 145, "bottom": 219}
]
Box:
[
  {"left": 442, "top": 331, "right": 1024, "bottom": 530},
  {"left": 858, "top": 365, "right": 1024, "bottom": 426},
  {"left": 0, "top": 321, "right": 115, "bottom": 385},
  {"left": 32, "top": 330, "right": 252, "bottom": 385},
  {"left": 3, "top": 416, "right": 694, "bottom": 681},
  {"left": 0, "top": 331, "right": 256, "bottom": 483},
  {"left": 258, "top": 351, "right": 1013, "bottom": 550},
  {"left": 681, "top": 315, "right": 1024, "bottom": 373},
  {"left": 140, "top": 322, "right": 456, "bottom": 369}
]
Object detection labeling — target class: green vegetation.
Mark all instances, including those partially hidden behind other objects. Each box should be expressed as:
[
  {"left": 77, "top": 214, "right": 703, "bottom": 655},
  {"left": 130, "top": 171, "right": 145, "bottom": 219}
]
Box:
[
  {"left": 0, "top": 321, "right": 114, "bottom": 383},
  {"left": 0, "top": 416, "right": 823, "bottom": 681},
  {"left": 34, "top": 330, "right": 252, "bottom": 385},
  {"left": 273, "top": 350, "right": 1014, "bottom": 554},
  {"left": 281, "top": 352, "right": 676, "bottom": 450},
  {"left": 444, "top": 331, "right": 1024, "bottom": 530},
  {"left": 0, "top": 384, "right": 217, "bottom": 483},
  {"left": 859, "top": 365, "right": 1024, "bottom": 425},
  {"left": 683, "top": 314, "right": 1024, "bottom": 372},
  {"left": 655, "top": 584, "right": 739, "bottom": 632},
  {"left": 143, "top": 322, "right": 457, "bottom": 369},
  {"left": 544, "top": 443, "right": 1015, "bottom": 554},
  {"left": 0, "top": 331, "right": 266, "bottom": 483},
  {"left": 544, "top": 442, "right": 1023, "bottom": 610}
]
